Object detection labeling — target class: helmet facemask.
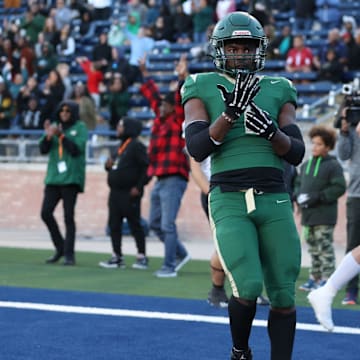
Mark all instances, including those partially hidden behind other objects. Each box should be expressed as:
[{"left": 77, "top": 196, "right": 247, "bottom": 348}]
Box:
[
  {"left": 209, "top": 12, "right": 269, "bottom": 77},
  {"left": 210, "top": 36, "right": 268, "bottom": 77}
]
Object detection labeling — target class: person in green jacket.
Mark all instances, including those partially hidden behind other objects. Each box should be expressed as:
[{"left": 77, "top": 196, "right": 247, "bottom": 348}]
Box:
[
  {"left": 39, "top": 100, "right": 88, "bottom": 266},
  {"left": 295, "top": 125, "right": 346, "bottom": 291}
]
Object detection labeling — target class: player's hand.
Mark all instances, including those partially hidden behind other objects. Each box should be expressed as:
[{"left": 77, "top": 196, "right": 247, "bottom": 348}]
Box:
[
  {"left": 245, "top": 102, "right": 277, "bottom": 140},
  {"left": 217, "top": 72, "right": 260, "bottom": 119}
]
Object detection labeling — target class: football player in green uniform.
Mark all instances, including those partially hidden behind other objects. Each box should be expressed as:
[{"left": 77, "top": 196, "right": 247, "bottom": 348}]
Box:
[{"left": 182, "top": 12, "right": 305, "bottom": 360}]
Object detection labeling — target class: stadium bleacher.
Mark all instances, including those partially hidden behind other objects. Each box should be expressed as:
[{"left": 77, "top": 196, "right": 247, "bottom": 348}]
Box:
[{"left": 1, "top": 0, "right": 359, "bottom": 163}]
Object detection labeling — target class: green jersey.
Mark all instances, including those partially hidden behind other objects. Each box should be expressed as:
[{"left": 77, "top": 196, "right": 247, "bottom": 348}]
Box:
[
  {"left": 181, "top": 72, "right": 297, "bottom": 189},
  {"left": 40, "top": 121, "right": 88, "bottom": 192}
]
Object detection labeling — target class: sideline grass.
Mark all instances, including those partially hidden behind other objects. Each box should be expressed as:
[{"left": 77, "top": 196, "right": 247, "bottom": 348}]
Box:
[{"left": 0, "top": 247, "right": 358, "bottom": 310}]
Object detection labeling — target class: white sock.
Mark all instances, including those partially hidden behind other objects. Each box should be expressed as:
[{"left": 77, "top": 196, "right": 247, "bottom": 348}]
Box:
[{"left": 327, "top": 252, "right": 360, "bottom": 292}]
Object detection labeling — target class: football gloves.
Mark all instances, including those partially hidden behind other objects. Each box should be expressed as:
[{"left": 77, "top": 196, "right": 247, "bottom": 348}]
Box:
[
  {"left": 217, "top": 72, "right": 260, "bottom": 119},
  {"left": 245, "top": 102, "right": 277, "bottom": 140}
]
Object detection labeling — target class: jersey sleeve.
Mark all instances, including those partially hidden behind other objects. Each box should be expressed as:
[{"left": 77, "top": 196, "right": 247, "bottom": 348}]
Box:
[
  {"left": 180, "top": 74, "right": 200, "bottom": 105},
  {"left": 280, "top": 78, "right": 297, "bottom": 109}
]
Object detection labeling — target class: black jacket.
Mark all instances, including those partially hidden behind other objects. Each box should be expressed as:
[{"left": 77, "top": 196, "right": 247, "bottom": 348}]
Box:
[
  {"left": 295, "top": 154, "right": 346, "bottom": 226},
  {"left": 107, "top": 118, "right": 149, "bottom": 192}
]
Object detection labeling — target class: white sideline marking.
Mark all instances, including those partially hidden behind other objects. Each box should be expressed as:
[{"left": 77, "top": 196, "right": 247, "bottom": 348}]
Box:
[{"left": 0, "top": 301, "right": 359, "bottom": 335}]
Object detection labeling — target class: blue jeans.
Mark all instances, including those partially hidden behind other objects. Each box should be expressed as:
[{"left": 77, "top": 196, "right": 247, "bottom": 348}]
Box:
[{"left": 149, "top": 176, "right": 188, "bottom": 270}]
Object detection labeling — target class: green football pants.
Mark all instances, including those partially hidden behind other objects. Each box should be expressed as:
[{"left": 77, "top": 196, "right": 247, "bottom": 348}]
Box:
[{"left": 209, "top": 187, "right": 301, "bottom": 308}]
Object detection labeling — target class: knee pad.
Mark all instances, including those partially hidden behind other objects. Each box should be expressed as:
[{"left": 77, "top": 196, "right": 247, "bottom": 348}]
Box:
[
  {"left": 268, "top": 287, "right": 295, "bottom": 308},
  {"left": 232, "top": 278, "right": 263, "bottom": 300}
]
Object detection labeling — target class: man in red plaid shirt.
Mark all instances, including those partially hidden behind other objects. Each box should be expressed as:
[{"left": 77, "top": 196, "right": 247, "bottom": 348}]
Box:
[{"left": 140, "top": 56, "right": 191, "bottom": 278}]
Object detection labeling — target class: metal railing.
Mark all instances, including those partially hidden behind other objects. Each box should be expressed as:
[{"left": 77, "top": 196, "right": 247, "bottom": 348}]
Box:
[{"left": 0, "top": 129, "right": 148, "bottom": 164}]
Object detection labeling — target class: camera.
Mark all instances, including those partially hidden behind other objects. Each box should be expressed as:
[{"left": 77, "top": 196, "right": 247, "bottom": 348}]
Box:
[{"left": 334, "top": 78, "right": 360, "bottom": 128}]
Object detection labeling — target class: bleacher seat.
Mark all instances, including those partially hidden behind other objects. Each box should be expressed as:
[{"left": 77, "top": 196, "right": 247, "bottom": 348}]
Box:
[
  {"left": 262, "top": 71, "right": 318, "bottom": 82},
  {"left": 148, "top": 53, "right": 193, "bottom": 63},
  {"left": 70, "top": 74, "right": 87, "bottom": 84},
  {"left": 127, "top": 109, "right": 155, "bottom": 121},
  {"left": 295, "top": 81, "right": 341, "bottom": 95},
  {"left": 81, "top": 20, "right": 112, "bottom": 44}
]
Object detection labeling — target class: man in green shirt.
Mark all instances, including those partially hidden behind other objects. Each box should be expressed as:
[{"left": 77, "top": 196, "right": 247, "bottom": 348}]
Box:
[{"left": 39, "top": 100, "right": 88, "bottom": 266}]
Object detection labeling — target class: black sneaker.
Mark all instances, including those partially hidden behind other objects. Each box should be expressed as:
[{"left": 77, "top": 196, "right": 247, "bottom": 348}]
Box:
[
  {"left": 99, "top": 255, "right": 126, "bottom": 269},
  {"left": 230, "top": 347, "right": 252, "bottom": 360},
  {"left": 132, "top": 256, "right": 149, "bottom": 270},
  {"left": 207, "top": 286, "right": 229, "bottom": 308}
]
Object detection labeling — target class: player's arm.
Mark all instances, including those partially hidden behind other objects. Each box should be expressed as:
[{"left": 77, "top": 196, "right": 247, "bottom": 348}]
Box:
[
  {"left": 273, "top": 102, "right": 305, "bottom": 165},
  {"left": 183, "top": 98, "right": 233, "bottom": 162},
  {"left": 184, "top": 72, "right": 259, "bottom": 162},
  {"left": 246, "top": 101, "right": 305, "bottom": 165}
]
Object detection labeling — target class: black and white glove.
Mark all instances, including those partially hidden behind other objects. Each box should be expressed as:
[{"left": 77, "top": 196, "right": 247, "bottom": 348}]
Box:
[
  {"left": 217, "top": 72, "right": 260, "bottom": 119},
  {"left": 245, "top": 102, "right": 277, "bottom": 140}
]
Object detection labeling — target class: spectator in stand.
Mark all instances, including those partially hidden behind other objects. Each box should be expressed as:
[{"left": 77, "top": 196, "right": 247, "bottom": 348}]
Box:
[
  {"left": 151, "top": 4, "right": 174, "bottom": 43},
  {"left": 16, "top": 36, "right": 36, "bottom": 77},
  {"left": 140, "top": 55, "right": 191, "bottom": 278},
  {"left": 56, "top": 24, "right": 75, "bottom": 59},
  {"left": 79, "top": 10, "right": 92, "bottom": 37},
  {"left": 52, "top": 0, "right": 73, "bottom": 31},
  {"left": 92, "top": 32, "right": 113, "bottom": 74},
  {"left": 69, "top": 0, "right": 88, "bottom": 20},
  {"left": 146, "top": 0, "right": 160, "bottom": 27},
  {"left": 20, "top": 95, "right": 43, "bottom": 130},
  {"left": 0, "top": 76, "right": 14, "bottom": 130},
  {"left": 42, "top": 16, "right": 60, "bottom": 49},
  {"left": 343, "top": 30, "right": 360, "bottom": 72},
  {"left": 34, "top": 31, "right": 45, "bottom": 58},
  {"left": 316, "top": 0, "right": 341, "bottom": 30},
  {"left": 127, "top": 11, "right": 142, "bottom": 36},
  {"left": 20, "top": 1, "right": 46, "bottom": 45},
  {"left": 126, "top": 26, "right": 155, "bottom": 85},
  {"left": 17, "top": 75, "right": 41, "bottom": 114},
  {"left": 192, "top": 0, "right": 214, "bottom": 44},
  {"left": 173, "top": 3, "right": 193, "bottom": 43},
  {"left": 318, "top": 48, "right": 344, "bottom": 83},
  {"left": 88, "top": 0, "right": 112, "bottom": 21},
  {"left": 216, "top": 0, "right": 236, "bottom": 21},
  {"left": 151, "top": 15, "right": 174, "bottom": 43},
  {"left": 293, "top": 0, "right": 316, "bottom": 33},
  {"left": 318, "top": 28, "right": 348, "bottom": 66},
  {"left": 2, "top": 58, "right": 29, "bottom": 100},
  {"left": 39, "top": 69, "right": 65, "bottom": 124},
  {"left": 250, "top": 2, "right": 274, "bottom": 28},
  {"left": 340, "top": 15, "right": 357, "bottom": 38},
  {"left": 76, "top": 56, "right": 104, "bottom": 109},
  {"left": 108, "top": 18, "right": 128, "bottom": 49},
  {"left": 101, "top": 73, "right": 131, "bottom": 131},
  {"left": 268, "top": 25, "right": 292, "bottom": 60},
  {"left": 98, "top": 117, "right": 149, "bottom": 270},
  {"left": 71, "top": 81, "right": 97, "bottom": 131},
  {"left": 104, "top": 47, "right": 134, "bottom": 86},
  {"left": 56, "top": 62, "right": 72, "bottom": 100},
  {"left": 127, "top": 0, "right": 149, "bottom": 26},
  {"left": 35, "top": 41, "right": 58, "bottom": 80},
  {"left": 235, "top": 0, "right": 250, "bottom": 12},
  {"left": 285, "top": 35, "right": 315, "bottom": 74}
]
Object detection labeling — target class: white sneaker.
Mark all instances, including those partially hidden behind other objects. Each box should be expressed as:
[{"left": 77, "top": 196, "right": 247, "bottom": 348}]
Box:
[{"left": 307, "top": 286, "right": 334, "bottom": 331}]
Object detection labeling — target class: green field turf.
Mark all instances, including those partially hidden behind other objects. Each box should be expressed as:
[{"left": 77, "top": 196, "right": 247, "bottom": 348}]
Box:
[{"left": 0, "top": 247, "right": 358, "bottom": 310}]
